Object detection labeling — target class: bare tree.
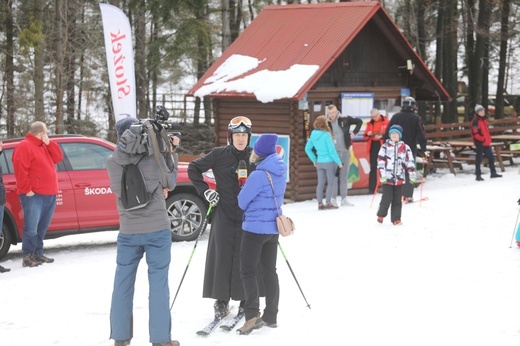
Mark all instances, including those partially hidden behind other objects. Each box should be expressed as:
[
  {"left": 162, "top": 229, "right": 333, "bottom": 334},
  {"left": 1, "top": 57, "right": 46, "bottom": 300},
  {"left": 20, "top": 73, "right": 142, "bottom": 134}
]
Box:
[
  {"left": 33, "top": 0, "right": 45, "bottom": 122},
  {"left": 495, "top": 0, "right": 511, "bottom": 119},
  {"left": 4, "top": 0, "right": 16, "bottom": 136}
]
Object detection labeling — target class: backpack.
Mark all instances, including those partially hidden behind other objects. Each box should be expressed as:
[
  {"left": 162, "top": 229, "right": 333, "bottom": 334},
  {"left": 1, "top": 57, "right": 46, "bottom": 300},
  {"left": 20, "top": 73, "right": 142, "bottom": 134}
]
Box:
[{"left": 120, "top": 156, "right": 151, "bottom": 211}]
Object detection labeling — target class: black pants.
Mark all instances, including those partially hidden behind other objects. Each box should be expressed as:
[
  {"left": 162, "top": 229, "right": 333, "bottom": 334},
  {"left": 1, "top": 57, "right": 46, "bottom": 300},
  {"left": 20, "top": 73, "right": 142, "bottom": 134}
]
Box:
[
  {"left": 377, "top": 184, "right": 403, "bottom": 223},
  {"left": 240, "top": 231, "right": 279, "bottom": 324},
  {"left": 475, "top": 142, "right": 497, "bottom": 177},
  {"left": 368, "top": 141, "right": 382, "bottom": 194}
]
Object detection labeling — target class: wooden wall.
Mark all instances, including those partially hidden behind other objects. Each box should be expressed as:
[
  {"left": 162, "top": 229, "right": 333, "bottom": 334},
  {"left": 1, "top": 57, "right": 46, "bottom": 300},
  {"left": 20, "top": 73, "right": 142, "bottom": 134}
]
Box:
[{"left": 213, "top": 98, "right": 318, "bottom": 201}]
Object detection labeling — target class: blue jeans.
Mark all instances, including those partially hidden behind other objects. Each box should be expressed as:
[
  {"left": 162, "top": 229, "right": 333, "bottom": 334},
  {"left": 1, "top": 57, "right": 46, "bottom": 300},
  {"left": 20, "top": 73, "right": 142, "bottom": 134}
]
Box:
[
  {"left": 110, "top": 229, "right": 172, "bottom": 344},
  {"left": 19, "top": 194, "right": 56, "bottom": 257}
]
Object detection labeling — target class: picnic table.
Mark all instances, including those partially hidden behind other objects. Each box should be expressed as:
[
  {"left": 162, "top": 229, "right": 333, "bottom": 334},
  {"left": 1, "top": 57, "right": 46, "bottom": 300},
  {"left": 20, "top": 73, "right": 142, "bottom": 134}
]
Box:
[
  {"left": 446, "top": 140, "right": 506, "bottom": 172},
  {"left": 491, "top": 134, "right": 520, "bottom": 164},
  {"left": 424, "top": 144, "right": 462, "bottom": 175}
]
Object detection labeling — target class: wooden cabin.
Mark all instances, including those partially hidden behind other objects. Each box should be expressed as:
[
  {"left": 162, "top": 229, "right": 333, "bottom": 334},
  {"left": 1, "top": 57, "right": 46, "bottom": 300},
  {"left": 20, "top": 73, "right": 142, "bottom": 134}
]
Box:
[{"left": 187, "top": 1, "right": 449, "bottom": 202}]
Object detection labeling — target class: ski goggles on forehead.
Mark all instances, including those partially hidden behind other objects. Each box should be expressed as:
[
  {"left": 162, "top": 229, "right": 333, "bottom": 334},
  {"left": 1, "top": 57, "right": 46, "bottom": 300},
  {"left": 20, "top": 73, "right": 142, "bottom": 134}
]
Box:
[{"left": 229, "top": 116, "right": 252, "bottom": 129}]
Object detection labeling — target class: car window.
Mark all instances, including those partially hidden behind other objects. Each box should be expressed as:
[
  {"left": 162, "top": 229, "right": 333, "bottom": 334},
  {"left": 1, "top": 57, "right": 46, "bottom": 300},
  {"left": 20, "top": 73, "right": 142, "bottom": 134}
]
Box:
[
  {"left": 0, "top": 148, "right": 14, "bottom": 174},
  {"left": 60, "top": 142, "right": 112, "bottom": 170}
]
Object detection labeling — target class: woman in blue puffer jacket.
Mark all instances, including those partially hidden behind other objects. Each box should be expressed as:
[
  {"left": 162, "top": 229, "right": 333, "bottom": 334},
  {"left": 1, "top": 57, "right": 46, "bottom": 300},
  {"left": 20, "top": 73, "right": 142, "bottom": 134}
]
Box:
[{"left": 237, "top": 133, "right": 287, "bottom": 335}]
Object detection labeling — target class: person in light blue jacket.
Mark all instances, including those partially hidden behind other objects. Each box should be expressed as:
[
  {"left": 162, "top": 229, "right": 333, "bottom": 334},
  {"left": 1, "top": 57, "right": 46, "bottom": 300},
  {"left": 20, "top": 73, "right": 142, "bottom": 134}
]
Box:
[
  {"left": 237, "top": 133, "right": 287, "bottom": 335},
  {"left": 305, "top": 115, "right": 343, "bottom": 210}
]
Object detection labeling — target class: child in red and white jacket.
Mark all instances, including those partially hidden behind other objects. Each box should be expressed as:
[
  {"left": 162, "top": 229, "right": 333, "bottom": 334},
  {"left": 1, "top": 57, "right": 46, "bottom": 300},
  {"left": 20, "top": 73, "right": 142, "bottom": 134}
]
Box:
[{"left": 376, "top": 125, "right": 416, "bottom": 225}]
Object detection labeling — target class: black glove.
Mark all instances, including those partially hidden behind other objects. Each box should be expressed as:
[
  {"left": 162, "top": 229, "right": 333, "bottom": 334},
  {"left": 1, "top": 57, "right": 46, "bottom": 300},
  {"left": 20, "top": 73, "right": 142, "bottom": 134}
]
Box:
[
  {"left": 335, "top": 165, "right": 341, "bottom": 177},
  {"left": 517, "top": 198, "right": 520, "bottom": 205}
]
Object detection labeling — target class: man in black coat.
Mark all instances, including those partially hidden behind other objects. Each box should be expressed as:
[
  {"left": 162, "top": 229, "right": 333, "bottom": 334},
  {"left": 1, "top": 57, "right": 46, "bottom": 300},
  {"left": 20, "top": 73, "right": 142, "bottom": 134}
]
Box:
[
  {"left": 188, "top": 116, "right": 258, "bottom": 320},
  {"left": 385, "top": 97, "right": 427, "bottom": 203}
]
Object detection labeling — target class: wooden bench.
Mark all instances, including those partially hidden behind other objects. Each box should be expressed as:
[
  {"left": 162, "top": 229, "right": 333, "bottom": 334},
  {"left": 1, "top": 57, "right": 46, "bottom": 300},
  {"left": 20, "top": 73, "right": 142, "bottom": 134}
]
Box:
[
  {"left": 423, "top": 117, "right": 520, "bottom": 170},
  {"left": 424, "top": 117, "right": 520, "bottom": 142}
]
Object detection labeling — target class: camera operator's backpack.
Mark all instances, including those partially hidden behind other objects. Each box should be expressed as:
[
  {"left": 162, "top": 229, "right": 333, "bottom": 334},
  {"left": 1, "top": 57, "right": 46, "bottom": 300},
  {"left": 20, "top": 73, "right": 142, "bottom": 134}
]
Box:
[{"left": 120, "top": 156, "right": 151, "bottom": 211}]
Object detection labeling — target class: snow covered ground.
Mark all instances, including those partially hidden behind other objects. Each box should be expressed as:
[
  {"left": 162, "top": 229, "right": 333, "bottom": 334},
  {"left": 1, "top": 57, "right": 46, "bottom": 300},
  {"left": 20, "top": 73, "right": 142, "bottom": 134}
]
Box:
[{"left": 2, "top": 163, "right": 520, "bottom": 346}]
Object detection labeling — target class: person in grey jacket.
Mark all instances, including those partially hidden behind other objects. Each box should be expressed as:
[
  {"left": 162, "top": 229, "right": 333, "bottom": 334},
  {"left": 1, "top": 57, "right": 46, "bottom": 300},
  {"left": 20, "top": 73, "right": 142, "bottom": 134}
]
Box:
[
  {"left": 106, "top": 117, "right": 180, "bottom": 346},
  {"left": 326, "top": 104, "right": 362, "bottom": 206}
]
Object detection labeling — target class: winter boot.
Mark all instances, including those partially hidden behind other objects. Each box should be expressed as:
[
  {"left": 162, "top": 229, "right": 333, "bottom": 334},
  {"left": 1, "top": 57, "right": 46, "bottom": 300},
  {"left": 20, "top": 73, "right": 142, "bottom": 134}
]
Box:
[
  {"left": 237, "top": 316, "right": 264, "bottom": 335},
  {"left": 0, "top": 265, "right": 10, "bottom": 273},
  {"left": 476, "top": 175, "right": 484, "bottom": 181},
  {"left": 324, "top": 203, "right": 338, "bottom": 210},
  {"left": 114, "top": 340, "right": 130, "bottom": 346},
  {"left": 22, "top": 254, "right": 41, "bottom": 268},
  {"left": 490, "top": 173, "right": 503, "bottom": 178},
  {"left": 152, "top": 341, "right": 180, "bottom": 346},
  {"left": 34, "top": 254, "right": 54, "bottom": 263},
  {"left": 213, "top": 300, "right": 229, "bottom": 319}
]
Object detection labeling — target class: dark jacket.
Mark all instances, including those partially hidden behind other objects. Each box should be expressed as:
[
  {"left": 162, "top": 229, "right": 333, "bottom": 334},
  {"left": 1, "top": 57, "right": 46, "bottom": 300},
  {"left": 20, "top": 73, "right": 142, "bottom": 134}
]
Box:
[
  {"left": 106, "top": 147, "right": 177, "bottom": 234},
  {"left": 385, "top": 110, "right": 427, "bottom": 156},
  {"left": 238, "top": 153, "right": 287, "bottom": 234},
  {"left": 328, "top": 116, "right": 363, "bottom": 150},
  {"left": 188, "top": 145, "right": 256, "bottom": 301},
  {"left": 471, "top": 114, "right": 492, "bottom": 146}
]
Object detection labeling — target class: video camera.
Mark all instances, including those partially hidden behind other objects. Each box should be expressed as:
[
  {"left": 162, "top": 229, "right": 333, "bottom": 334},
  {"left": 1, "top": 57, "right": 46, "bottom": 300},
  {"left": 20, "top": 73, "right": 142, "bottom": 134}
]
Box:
[{"left": 120, "top": 106, "right": 181, "bottom": 156}]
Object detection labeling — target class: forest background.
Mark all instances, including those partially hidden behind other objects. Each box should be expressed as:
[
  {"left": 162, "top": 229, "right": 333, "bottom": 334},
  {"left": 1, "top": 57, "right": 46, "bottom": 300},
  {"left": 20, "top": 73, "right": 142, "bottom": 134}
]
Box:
[{"left": 0, "top": 0, "right": 519, "bottom": 154}]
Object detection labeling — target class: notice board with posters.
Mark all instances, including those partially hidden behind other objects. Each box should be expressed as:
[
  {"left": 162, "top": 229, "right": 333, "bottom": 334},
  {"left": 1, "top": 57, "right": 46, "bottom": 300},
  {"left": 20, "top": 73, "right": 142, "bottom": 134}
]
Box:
[{"left": 341, "top": 92, "right": 374, "bottom": 141}]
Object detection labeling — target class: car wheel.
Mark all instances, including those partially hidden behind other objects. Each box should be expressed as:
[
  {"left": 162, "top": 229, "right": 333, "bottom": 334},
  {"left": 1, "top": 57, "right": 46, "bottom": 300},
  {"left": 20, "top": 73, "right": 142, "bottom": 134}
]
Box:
[
  {"left": 0, "top": 222, "right": 12, "bottom": 260},
  {"left": 166, "top": 193, "right": 208, "bottom": 242}
]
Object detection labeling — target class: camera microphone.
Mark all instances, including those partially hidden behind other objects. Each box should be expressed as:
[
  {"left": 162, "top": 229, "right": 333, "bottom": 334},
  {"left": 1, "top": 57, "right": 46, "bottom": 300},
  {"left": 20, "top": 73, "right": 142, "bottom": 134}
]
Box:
[{"left": 238, "top": 160, "right": 248, "bottom": 188}]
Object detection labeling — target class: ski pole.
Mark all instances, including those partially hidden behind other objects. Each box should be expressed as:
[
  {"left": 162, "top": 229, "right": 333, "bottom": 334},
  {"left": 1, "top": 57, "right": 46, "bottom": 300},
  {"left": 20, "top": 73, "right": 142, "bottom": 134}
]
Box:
[
  {"left": 369, "top": 177, "right": 380, "bottom": 209},
  {"left": 509, "top": 207, "right": 520, "bottom": 248},
  {"left": 277, "top": 241, "right": 311, "bottom": 309},
  {"left": 419, "top": 158, "right": 426, "bottom": 207},
  {"left": 170, "top": 204, "right": 213, "bottom": 310}
]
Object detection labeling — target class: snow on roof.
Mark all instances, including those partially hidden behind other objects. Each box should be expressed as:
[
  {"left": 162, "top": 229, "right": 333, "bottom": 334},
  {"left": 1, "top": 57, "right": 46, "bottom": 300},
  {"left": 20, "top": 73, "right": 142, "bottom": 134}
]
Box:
[{"left": 194, "top": 54, "right": 319, "bottom": 103}]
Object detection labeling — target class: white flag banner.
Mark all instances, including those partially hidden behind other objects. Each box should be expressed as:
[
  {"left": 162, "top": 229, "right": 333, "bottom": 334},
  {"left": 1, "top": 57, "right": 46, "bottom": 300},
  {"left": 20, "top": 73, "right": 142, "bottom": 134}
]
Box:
[{"left": 100, "top": 3, "right": 136, "bottom": 122}]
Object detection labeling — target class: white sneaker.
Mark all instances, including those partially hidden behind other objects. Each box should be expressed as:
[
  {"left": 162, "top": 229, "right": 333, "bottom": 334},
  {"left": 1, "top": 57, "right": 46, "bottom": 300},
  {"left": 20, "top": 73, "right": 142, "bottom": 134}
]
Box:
[
  {"left": 341, "top": 198, "right": 354, "bottom": 206},
  {"left": 331, "top": 200, "right": 338, "bottom": 208}
]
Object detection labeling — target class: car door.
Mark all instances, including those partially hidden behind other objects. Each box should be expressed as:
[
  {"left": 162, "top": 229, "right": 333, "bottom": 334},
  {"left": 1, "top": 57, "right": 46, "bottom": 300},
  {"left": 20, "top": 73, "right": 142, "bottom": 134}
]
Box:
[
  {"left": 1, "top": 147, "right": 79, "bottom": 234},
  {"left": 59, "top": 141, "right": 119, "bottom": 230}
]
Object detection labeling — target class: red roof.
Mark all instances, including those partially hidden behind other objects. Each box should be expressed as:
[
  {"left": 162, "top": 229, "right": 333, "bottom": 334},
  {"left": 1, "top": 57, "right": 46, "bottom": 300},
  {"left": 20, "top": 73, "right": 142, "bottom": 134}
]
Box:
[{"left": 188, "top": 1, "right": 449, "bottom": 101}]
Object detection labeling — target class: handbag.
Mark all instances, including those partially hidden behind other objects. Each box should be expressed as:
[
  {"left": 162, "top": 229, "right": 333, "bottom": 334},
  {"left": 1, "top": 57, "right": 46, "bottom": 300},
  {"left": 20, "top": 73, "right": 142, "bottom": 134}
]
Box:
[{"left": 265, "top": 171, "right": 295, "bottom": 237}]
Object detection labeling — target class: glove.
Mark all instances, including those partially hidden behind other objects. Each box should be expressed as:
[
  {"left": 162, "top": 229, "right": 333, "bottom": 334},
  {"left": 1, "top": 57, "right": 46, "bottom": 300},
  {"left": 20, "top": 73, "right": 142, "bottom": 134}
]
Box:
[
  {"left": 410, "top": 177, "right": 416, "bottom": 184},
  {"left": 517, "top": 198, "right": 520, "bottom": 205},
  {"left": 380, "top": 177, "right": 387, "bottom": 184},
  {"left": 204, "top": 189, "right": 220, "bottom": 207}
]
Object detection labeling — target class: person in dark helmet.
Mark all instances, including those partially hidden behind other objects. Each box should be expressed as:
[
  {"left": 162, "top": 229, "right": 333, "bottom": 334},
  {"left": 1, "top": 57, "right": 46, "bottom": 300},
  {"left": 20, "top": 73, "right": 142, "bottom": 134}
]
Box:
[
  {"left": 471, "top": 105, "right": 502, "bottom": 181},
  {"left": 385, "top": 96, "right": 426, "bottom": 203},
  {"left": 188, "top": 116, "right": 261, "bottom": 323}
]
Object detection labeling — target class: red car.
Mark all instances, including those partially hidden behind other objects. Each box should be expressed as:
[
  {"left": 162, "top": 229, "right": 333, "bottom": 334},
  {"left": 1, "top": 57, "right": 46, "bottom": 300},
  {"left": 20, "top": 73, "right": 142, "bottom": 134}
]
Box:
[{"left": 0, "top": 135, "right": 215, "bottom": 259}]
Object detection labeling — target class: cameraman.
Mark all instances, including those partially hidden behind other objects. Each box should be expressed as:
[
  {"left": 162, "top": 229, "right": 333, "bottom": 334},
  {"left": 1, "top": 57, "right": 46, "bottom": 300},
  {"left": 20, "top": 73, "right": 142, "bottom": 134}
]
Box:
[{"left": 106, "top": 117, "right": 180, "bottom": 346}]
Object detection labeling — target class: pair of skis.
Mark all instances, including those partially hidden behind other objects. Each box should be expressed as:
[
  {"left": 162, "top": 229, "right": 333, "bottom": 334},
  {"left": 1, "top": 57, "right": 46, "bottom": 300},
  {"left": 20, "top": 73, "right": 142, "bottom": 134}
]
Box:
[{"left": 196, "top": 308, "right": 245, "bottom": 335}]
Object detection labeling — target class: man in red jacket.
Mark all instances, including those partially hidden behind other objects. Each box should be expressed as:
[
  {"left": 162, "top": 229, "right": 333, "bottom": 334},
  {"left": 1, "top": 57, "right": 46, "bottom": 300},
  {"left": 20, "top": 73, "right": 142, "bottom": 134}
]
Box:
[
  {"left": 12, "top": 121, "right": 63, "bottom": 267},
  {"left": 471, "top": 105, "right": 502, "bottom": 181}
]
